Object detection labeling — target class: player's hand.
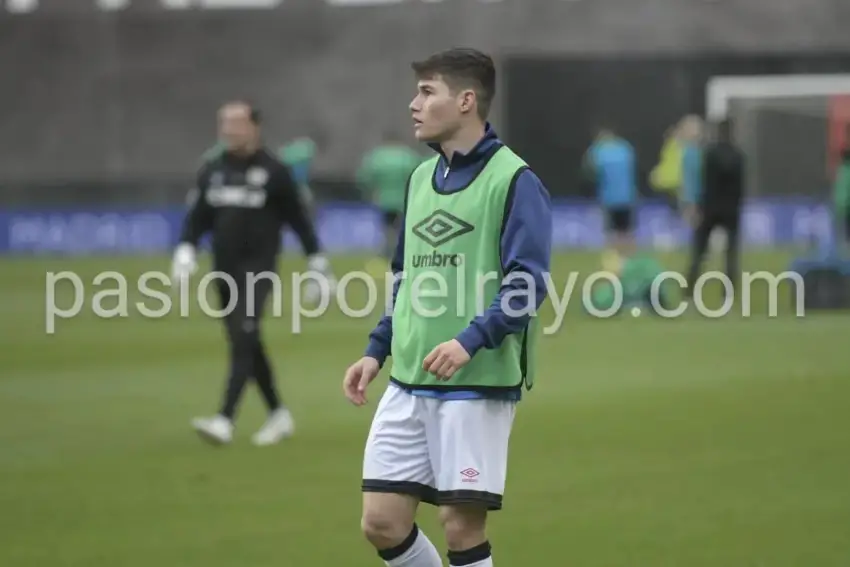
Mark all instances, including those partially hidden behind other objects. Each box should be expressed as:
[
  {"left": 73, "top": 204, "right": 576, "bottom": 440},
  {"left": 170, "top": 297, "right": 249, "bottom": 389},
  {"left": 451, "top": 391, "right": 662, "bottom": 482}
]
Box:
[
  {"left": 304, "top": 254, "right": 338, "bottom": 304},
  {"left": 422, "top": 339, "right": 471, "bottom": 381},
  {"left": 171, "top": 243, "right": 198, "bottom": 284},
  {"left": 343, "top": 356, "right": 381, "bottom": 406}
]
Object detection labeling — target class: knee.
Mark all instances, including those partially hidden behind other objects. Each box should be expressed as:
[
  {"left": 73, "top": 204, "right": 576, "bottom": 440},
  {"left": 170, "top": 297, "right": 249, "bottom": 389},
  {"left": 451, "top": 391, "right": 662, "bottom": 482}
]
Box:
[
  {"left": 438, "top": 504, "right": 487, "bottom": 551},
  {"left": 361, "top": 508, "right": 412, "bottom": 550}
]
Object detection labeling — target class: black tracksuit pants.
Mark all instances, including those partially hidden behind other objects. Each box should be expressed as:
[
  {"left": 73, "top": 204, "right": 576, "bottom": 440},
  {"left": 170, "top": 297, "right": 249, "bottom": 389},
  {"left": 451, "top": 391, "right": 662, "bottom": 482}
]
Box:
[
  {"left": 214, "top": 268, "right": 281, "bottom": 419},
  {"left": 686, "top": 211, "right": 741, "bottom": 294}
]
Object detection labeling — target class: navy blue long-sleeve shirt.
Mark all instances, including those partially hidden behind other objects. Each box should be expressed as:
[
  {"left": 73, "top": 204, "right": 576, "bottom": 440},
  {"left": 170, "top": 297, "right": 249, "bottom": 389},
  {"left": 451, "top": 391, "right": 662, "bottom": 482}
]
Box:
[{"left": 364, "top": 125, "right": 552, "bottom": 401}]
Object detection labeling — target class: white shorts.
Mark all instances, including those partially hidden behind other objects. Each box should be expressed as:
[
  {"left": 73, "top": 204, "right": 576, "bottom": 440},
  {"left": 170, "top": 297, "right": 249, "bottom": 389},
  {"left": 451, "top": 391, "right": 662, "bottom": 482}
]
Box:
[{"left": 361, "top": 384, "right": 516, "bottom": 511}]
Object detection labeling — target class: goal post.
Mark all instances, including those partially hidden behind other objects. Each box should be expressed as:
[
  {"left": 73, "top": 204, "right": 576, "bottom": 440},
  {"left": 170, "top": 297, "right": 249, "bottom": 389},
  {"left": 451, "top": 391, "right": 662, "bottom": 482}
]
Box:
[
  {"left": 706, "top": 74, "right": 850, "bottom": 122},
  {"left": 704, "top": 74, "right": 850, "bottom": 203}
]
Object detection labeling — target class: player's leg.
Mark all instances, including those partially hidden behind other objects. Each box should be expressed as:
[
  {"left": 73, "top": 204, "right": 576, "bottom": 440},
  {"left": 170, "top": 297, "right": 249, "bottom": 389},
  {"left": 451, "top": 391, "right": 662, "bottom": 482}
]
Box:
[
  {"left": 616, "top": 207, "right": 636, "bottom": 257},
  {"left": 722, "top": 214, "right": 741, "bottom": 293},
  {"left": 431, "top": 398, "right": 517, "bottom": 566},
  {"left": 191, "top": 275, "right": 241, "bottom": 444},
  {"left": 603, "top": 208, "right": 631, "bottom": 272},
  {"left": 601, "top": 208, "right": 620, "bottom": 272},
  {"left": 362, "top": 386, "right": 442, "bottom": 567},
  {"left": 685, "top": 214, "right": 715, "bottom": 297},
  {"left": 218, "top": 274, "right": 257, "bottom": 423},
  {"left": 249, "top": 276, "right": 294, "bottom": 445}
]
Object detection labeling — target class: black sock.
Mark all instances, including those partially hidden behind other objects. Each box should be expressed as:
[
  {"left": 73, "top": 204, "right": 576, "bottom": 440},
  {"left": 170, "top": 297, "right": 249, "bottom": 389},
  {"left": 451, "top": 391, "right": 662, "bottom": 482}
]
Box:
[
  {"left": 447, "top": 541, "right": 491, "bottom": 566},
  {"left": 377, "top": 523, "right": 419, "bottom": 562}
]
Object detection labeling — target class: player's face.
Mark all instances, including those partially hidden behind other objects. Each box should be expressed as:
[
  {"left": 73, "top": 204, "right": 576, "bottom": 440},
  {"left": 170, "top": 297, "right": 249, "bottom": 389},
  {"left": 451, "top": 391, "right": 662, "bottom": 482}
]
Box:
[
  {"left": 218, "top": 105, "right": 257, "bottom": 151},
  {"left": 410, "top": 77, "right": 463, "bottom": 143}
]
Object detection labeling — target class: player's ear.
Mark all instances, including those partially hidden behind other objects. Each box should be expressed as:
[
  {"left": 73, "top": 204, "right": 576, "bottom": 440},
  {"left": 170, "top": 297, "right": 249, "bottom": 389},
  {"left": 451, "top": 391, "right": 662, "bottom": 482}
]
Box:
[{"left": 458, "top": 89, "right": 476, "bottom": 115}]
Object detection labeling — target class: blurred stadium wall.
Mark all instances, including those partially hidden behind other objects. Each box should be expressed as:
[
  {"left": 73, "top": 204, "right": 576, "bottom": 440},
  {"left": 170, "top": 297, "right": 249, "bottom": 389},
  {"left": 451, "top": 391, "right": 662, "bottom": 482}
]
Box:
[{"left": 1, "top": 0, "right": 849, "bottom": 252}]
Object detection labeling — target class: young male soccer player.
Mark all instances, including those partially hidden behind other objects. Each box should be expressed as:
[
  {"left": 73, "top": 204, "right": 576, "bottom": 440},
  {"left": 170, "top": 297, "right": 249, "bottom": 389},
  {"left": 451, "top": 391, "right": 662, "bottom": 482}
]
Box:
[
  {"left": 356, "top": 132, "right": 423, "bottom": 269},
  {"left": 342, "top": 49, "right": 553, "bottom": 567},
  {"left": 583, "top": 128, "right": 637, "bottom": 270},
  {"left": 173, "top": 101, "right": 335, "bottom": 446}
]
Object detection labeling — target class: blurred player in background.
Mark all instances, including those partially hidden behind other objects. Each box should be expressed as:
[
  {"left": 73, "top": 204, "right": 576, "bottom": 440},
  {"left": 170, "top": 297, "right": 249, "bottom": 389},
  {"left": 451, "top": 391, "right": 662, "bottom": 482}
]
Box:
[
  {"left": 343, "top": 48, "right": 552, "bottom": 567},
  {"left": 203, "top": 131, "right": 330, "bottom": 303},
  {"left": 278, "top": 136, "right": 318, "bottom": 218},
  {"left": 679, "top": 114, "right": 705, "bottom": 226},
  {"left": 172, "top": 101, "right": 335, "bottom": 446},
  {"left": 583, "top": 127, "right": 637, "bottom": 271},
  {"left": 834, "top": 131, "right": 850, "bottom": 248},
  {"left": 685, "top": 119, "right": 745, "bottom": 297},
  {"left": 650, "top": 122, "right": 685, "bottom": 212},
  {"left": 356, "top": 132, "right": 422, "bottom": 276}
]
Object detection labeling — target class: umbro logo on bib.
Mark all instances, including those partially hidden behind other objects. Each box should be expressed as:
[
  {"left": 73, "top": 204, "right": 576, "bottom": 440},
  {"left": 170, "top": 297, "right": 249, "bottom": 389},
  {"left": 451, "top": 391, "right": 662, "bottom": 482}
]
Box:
[{"left": 412, "top": 210, "right": 475, "bottom": 248}]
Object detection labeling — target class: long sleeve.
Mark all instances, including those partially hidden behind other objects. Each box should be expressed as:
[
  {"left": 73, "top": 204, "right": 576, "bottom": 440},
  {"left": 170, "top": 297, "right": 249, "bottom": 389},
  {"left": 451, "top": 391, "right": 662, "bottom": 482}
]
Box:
[
  {"left": 364, "top": 217, "right": 405, "bottom": 367},
  {"left": 179, "top": 166, "right": 214, "bottom": 246},
  {"left": 454, "top": 169, "right": 553, "bottom": 358},
  {"left": 272, "top": 162, "right": 321, "bottom": 256}
]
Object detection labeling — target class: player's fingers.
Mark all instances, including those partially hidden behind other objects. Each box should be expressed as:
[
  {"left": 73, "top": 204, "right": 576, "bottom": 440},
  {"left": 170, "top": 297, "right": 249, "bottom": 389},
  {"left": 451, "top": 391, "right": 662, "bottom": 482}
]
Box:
[
  {"left": 357, "top": 368, "right": 372, "bottom": 392},
  {"left": 426, "top": 351, "right": 446, "bottom": 375},
  {"left": 343, "top": 367, "right": 360, "bottom": 394},
  {"left": 422, "top": 347, "right": 441, "bottom": 371},
  {"left": 441, "top": 363, "right": 458, "bottom": 380},
  {"left": 422, "top": 345, "right": 445, "bottom": 372},
  {"left": 434, "top": 358, "right": 454, "bottom": 380}
]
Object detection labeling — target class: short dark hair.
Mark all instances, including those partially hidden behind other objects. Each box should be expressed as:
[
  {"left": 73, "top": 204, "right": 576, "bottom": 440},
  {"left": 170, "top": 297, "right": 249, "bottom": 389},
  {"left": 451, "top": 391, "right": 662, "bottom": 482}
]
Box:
[
  {"left": 224, "top": 99, "right": 261, "bottom": 124},
  {"left": 411, "top": 48, "right": 496, "bottom": 120}
]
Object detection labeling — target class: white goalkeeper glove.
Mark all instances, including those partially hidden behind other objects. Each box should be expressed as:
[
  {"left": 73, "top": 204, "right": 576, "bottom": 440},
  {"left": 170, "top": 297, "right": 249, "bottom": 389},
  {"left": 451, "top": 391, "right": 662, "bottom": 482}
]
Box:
[
  {"left": 171, "top": 243, "right": 198, "bottom": 284},
  {"left": 303, "top": 254, "right": 337, "bottom": 304}
]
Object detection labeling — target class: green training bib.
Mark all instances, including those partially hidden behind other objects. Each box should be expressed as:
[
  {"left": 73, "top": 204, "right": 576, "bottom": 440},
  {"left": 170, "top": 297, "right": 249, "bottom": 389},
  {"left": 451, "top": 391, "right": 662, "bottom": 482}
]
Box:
[{"left": 390, "top": 146, "right": 539, "bottom": 392}]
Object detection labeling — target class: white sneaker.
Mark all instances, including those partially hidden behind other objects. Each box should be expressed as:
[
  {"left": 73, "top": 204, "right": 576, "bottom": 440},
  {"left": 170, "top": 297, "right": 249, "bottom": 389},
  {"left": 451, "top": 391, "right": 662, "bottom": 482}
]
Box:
[
  {"left": 251, "top": 408, "right": 295, "bottom": 446},
  {"left": 191, "top": 414, "right": 233, "bottom": 445}
]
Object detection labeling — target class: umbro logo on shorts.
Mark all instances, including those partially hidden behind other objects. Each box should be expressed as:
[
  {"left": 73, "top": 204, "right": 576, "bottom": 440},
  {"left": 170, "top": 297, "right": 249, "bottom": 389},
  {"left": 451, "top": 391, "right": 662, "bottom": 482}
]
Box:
[
  {"left": 412, "top": 210, "right": 475, "bottom": 248},
  {"left": 460, "top": 468, "right": 480, "bottom": 483}
]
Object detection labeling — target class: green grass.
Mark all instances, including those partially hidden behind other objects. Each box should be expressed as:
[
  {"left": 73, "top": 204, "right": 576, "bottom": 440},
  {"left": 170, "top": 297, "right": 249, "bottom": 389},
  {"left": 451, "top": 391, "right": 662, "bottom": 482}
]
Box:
[{"left": 0, "top": 250, "right": 848, "bottom": 567}]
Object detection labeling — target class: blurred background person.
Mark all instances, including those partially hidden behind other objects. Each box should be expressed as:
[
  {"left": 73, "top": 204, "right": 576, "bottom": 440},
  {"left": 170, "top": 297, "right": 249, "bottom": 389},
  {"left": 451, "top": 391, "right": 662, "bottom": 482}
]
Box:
[
  {"left": 834, "top": 126, "right": 850, "bottom": 249},
  {"left": 685, "top": 118, "right": 745, "bottom": 297},
  {"left": 172, "top": 101, "right": 334, "bottom": 446},
  {"left": 582, "top": 127, "right": 638, "bottom": 271},
  {"left": 355, "top": 131, "right": 422, "bottom": 276},
  {"left": 650, "top": 122, "right": 685, "bottom": 213},
  {"left": 279, "top": 135, "right": 319, "bottom": 218},
  {"left": 679, "top": 114, "right": 705, "bottom": 227}
]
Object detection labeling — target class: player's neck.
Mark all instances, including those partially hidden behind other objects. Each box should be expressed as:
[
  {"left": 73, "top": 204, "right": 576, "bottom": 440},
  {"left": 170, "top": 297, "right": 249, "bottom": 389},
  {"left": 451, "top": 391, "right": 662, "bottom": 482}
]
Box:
[{"left": 440, "top": 123, "right": 486, "bottom": 159}]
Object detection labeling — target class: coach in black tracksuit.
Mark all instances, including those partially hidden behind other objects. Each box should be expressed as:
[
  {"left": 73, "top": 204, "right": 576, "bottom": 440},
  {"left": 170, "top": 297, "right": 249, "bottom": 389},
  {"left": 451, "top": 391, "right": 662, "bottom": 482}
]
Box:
[
  {"left": 685, "top": 119, "right": 745, "bottom": 296},
  {"left": 173, "top": 101, "right": 333, "bottom": 445}
]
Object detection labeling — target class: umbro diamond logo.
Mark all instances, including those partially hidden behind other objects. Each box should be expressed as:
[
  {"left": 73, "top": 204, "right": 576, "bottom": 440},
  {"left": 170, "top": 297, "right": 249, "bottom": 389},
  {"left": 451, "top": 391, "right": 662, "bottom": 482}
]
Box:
[
  {"left": 460, "top": 468, "right": 480, "bottom": 483},
  {"left": 411, "top": 210, "right": 475, "bottom": 248}
]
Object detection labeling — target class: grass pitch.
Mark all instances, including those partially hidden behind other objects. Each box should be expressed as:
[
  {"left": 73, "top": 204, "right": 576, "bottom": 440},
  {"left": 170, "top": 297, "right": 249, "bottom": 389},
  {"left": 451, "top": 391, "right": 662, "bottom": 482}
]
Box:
[{"left": 1, "top": 250, "right": 848, "bottom": 567}]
